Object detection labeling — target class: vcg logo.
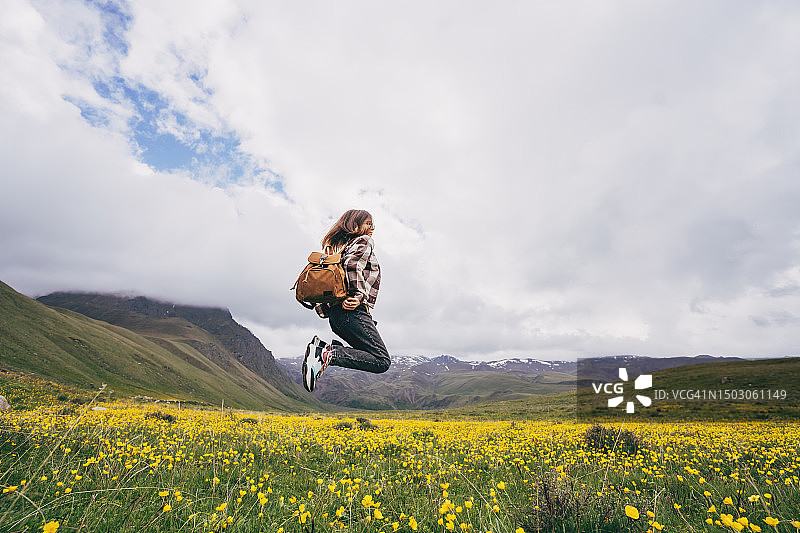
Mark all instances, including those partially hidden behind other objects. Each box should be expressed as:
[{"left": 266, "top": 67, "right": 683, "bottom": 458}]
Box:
[{"left": 592, "top": 368, "right": 653, "bottom": 414}]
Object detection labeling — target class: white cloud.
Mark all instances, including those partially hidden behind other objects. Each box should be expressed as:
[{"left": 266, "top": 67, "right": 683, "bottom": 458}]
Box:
[{"left": 2, "top": 0, "right": 800, "bottom": 361}]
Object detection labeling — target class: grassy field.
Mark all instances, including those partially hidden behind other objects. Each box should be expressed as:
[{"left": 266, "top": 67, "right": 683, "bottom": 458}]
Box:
[
  {"left": 2, "top": 374, "right": 800, "bottom": 532},
  {"left": 574, "top": 357, "right": 800, "bottom": 423}
]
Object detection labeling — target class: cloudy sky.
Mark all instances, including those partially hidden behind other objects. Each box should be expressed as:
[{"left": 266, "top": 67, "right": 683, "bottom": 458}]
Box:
[{"left": 2, "top": 0, "right": 799, "bottom": 361}]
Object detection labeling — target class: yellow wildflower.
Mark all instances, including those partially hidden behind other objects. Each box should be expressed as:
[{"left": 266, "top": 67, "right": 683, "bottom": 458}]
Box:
[{"left": 625, "top": 505, "right": 640, "bottom": 520}]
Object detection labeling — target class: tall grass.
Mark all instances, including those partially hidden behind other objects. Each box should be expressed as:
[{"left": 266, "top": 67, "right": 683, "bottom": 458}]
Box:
[{"left": 1, "top": 378, "right": 799, "bottom": 532}]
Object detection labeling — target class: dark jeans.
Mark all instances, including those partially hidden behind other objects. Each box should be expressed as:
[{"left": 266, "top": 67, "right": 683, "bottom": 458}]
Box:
[{"left": 328, "top": 304, "right": 391, "bottom": 374}]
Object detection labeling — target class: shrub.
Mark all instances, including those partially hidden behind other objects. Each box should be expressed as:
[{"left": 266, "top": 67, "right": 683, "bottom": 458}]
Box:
[
  {"left": 145, "top": 410, "right": 176, "bottom": 423},
  {"left": 583, "top": 424, "right": 644, "bottom": 455},
  {"left": 356, "top": 417, "right": 376, "bottom": 430}
]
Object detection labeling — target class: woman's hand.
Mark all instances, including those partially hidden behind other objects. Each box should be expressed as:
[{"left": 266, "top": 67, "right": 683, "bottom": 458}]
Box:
[{"left": 341, "top": 297, "right": 361, "bottom": 311}]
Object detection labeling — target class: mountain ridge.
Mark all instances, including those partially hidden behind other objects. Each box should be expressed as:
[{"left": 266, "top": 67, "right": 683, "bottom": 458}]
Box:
[
  {"left": 36, "top": 291, "right": 293, "bottom": 397},
  {"left": 0, "top": 281, "right": 321, "bottom": 411}
]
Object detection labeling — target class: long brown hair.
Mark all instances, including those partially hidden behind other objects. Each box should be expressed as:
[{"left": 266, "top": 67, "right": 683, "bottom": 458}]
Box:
[{"left": 322, "top": 209, "right": 372, "bottom": 252}]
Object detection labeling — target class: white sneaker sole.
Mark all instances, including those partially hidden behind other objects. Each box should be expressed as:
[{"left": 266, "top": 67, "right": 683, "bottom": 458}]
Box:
[{"left": 302, "top": 337, "right": 319, "bottom": 392}]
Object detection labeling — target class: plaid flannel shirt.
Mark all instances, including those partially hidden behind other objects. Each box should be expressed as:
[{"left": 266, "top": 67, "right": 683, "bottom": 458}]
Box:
[
  {"left": 315, "top": 235, "right": 381, "bottom": 318},
  {"left": 343, "top": 235, "right": 381, "bottom": 306}
]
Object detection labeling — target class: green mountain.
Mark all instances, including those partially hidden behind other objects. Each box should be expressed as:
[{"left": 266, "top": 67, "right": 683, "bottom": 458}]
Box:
[
  {"left": 574, "top": 355, "right": 800, "bottom": 421},
  {"left": 36, "top": 291, "right": 295, "bottom": 396},
  {"left": 0, "top": 281, "right": 321, "bottom": 411},
  {"left": 371, "top": 357, "right": 800, "bottom": 422},
  {"left": 428, "top": 356, "right": 800, "bottom": 422}
]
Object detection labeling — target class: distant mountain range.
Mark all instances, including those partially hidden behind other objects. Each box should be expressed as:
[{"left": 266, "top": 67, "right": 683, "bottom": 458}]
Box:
[
  {"left": 391, "top": 355, "right": 577, "bottom": 374},
  {"left": 574, "top": 354, "right": 748, "bottom": 384},
  {"left": 278, "top": 353, "right": 575, "bottom": 409},
  {"left": 277, "top": 353, "right": 752, "bottom": 410}
]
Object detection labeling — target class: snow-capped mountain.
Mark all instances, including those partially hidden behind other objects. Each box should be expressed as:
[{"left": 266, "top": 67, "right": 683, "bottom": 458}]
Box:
[
  {"left": 385, "top": 355, "right": 578, "bottom": 375},
  {"left": 278, "top": 354, "right": 578, "bottom": 377}
]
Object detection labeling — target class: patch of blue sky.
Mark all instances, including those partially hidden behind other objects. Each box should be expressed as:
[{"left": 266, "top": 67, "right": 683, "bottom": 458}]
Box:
[
  {"left": 63, "top": 95, "right": 111, "bottom": 128},
  {"left": 137, "top": 119, "right": 275, "bottom": 189},
  {"left": 66, "top": 1, "right": 283, "bottom": 192},
  {"left": 92, "top": 76, "right": 128, "bottom": 102},
  {"left": 137, "top": 130, "right": 199, "bottom": 171},
  {"left": 86, "top": 76, "right": 280, "bottom": 190},
  {"left": 124, "top": 86, "right": 246, "bottom": 183},
  {"left": 87, "top": 0, "right": 132, "bottom": 55},
  {"left": 187, "top": 69, "right": 214, "bottom": 98}
]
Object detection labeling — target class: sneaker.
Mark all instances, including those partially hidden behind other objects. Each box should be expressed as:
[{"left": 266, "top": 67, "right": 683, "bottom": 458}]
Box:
[{"left": 302, "top": 336, "right": 328, "bottom": 392}]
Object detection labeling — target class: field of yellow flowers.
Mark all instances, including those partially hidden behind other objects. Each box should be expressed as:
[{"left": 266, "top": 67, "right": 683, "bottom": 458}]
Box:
[{"left": 1, "top": 380, "right": 799, "bottom": 532}]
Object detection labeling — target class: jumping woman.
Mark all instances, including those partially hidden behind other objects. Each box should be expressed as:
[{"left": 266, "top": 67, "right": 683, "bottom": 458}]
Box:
[{"left": 302, "top": 209, "right": 391, "bottom": 392}]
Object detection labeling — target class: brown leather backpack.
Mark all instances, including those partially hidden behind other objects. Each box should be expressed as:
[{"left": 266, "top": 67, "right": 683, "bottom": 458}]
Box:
[{"left": 291, "top": 251, "right": 347, "bottom": 309}]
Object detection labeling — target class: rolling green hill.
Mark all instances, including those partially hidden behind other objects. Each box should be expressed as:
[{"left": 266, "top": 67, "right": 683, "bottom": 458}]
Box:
[
  {"left": 417, "top": 357, "right": 800, "bottom": 422},
  {"left": 574, "top": 355, "right": 800, "bottom": 421},
  {"left": 35, "top": 291, "right": 302, "bottom": 400},
  {"left": 0, "top": 281, "right": 322, "bottom": 411}
]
